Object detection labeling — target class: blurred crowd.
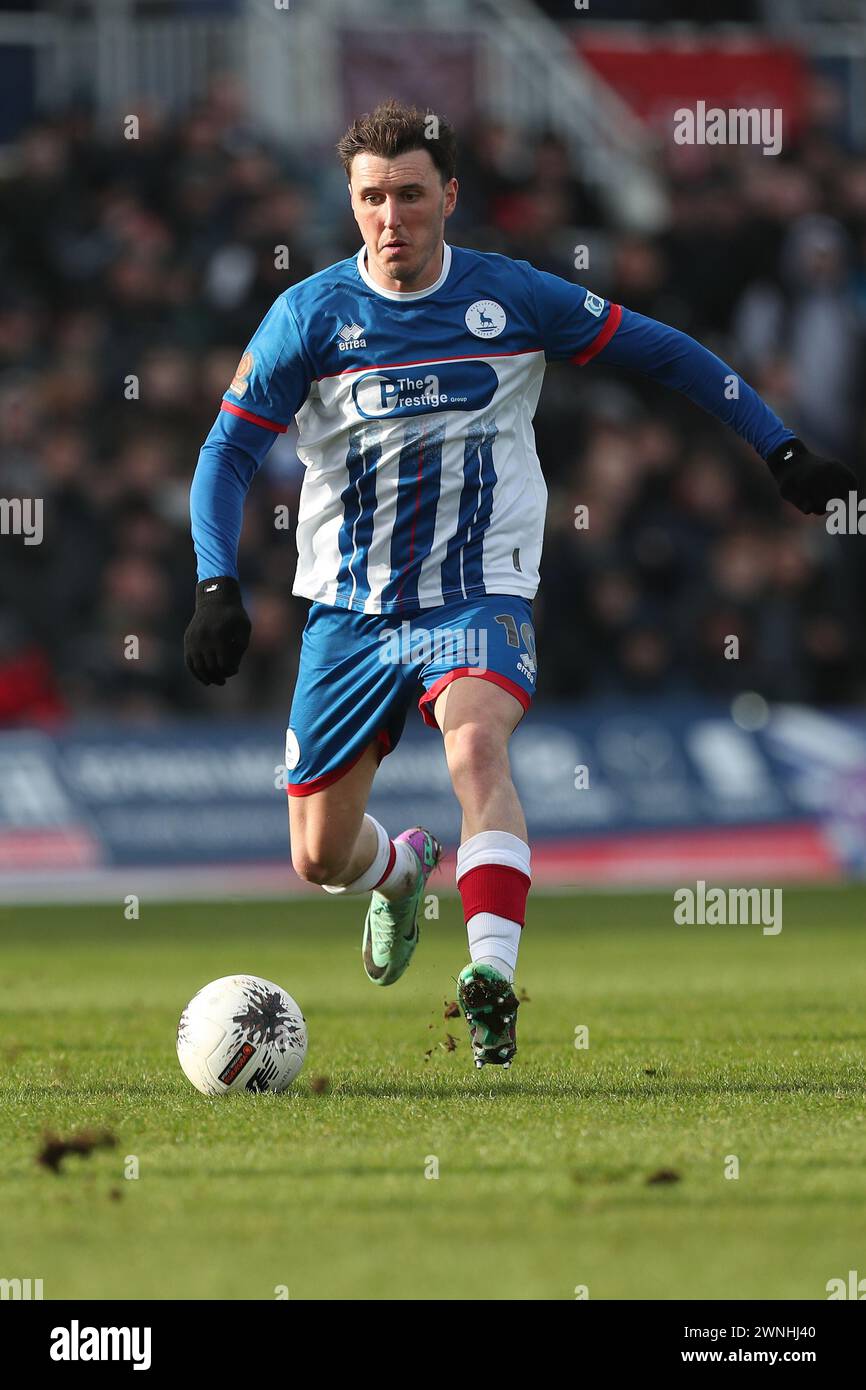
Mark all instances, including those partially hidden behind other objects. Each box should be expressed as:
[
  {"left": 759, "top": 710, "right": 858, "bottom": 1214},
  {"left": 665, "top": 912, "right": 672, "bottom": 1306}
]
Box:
[{"left": 1, "top": 70, "right": 866, "bottom": 725}]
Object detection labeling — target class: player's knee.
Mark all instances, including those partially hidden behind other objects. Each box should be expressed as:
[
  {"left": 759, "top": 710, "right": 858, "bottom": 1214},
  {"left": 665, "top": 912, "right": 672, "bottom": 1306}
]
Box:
[
  {"left": 444, "top": 721, "right": 507, "bottom": 786},
  {"left": 291, "top": 847, "right": 348, "bottom": 886}
]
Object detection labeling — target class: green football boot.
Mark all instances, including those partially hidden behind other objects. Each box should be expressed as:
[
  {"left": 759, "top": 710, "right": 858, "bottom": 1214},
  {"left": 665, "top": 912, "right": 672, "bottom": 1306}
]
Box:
[
  {"left": 457, "top": 962, "right": 519, "bottom": 1069},
  {"left": 362, "top": 827, "right": 442, "bottom": 986}
]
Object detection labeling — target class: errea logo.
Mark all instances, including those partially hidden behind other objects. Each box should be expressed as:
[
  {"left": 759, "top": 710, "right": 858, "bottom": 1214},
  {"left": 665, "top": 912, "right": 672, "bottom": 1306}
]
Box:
[{"left": 338, "top": 322, "right": 367, "bottom": 351}]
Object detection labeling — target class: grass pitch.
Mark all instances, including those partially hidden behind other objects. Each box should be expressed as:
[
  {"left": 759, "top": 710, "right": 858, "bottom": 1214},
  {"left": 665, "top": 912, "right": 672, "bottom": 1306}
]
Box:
[{"left": 1, "top": 888, "right": 865, "bottom": 1301}]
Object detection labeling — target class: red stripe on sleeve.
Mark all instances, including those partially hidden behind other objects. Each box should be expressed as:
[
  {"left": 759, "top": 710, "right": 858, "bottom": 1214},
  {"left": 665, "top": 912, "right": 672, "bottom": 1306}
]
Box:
[
  {"left": 571, "top": 302, "right": 623, "bottom": 366},
  {"left": 220, "top": 401, "right": 288, "bottom": 433}
]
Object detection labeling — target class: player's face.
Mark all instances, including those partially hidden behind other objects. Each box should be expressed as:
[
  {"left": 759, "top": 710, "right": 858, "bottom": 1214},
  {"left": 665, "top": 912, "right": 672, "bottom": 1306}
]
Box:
[{"left": 349, "top": 149, "right": 457, "bottom": 292}]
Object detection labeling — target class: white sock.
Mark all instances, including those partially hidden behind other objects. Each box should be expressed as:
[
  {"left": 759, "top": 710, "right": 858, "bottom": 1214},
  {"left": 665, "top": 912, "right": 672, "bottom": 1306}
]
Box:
[
  {"left": 321, "top": 816, "right": 417, "bottom": 899},
  {"left": 456, "top": 831, "right": 531, "bottom": 983},
  {"left": 375, "top": 837, "right": 421, "bottom": 901},
  {"left": 467, "top": 914, "right": 520, "bottom": 982}
]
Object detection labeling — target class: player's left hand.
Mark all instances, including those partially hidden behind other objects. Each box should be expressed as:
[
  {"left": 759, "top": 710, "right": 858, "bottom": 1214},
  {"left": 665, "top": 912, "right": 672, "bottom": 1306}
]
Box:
[{"left": 767, "top": 438, "right": 858, "bottom": 516}]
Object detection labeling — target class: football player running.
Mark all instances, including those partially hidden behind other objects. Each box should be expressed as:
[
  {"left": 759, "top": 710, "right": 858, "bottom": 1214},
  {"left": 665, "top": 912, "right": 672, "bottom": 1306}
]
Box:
[{"left": 185, "top": 100, "right": 856, "bottom": 1069}]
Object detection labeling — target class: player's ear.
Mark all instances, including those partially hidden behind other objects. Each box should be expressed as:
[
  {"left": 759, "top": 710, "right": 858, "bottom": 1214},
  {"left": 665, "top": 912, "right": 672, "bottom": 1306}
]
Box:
[{"left": 444, "top": 178, "right": 458, "bottom": 218}]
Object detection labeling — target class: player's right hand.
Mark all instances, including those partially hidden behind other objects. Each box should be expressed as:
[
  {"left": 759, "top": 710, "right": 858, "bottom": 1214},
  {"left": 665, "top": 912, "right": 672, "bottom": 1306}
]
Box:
[{"left": 184, "top": 576, "right": 251, "bottom": 686}]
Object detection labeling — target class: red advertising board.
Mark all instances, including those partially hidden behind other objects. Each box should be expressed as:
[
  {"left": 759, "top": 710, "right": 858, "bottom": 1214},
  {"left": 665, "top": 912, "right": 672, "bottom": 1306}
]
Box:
[{"left": 577, "top": 35, "right": 808, "bottom": 143}]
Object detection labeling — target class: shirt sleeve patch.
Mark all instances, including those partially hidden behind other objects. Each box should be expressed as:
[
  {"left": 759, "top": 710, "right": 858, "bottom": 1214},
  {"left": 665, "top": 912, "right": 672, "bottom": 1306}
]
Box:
[{"left": 228, "top": 351, "right": 254, "bottom": 398}]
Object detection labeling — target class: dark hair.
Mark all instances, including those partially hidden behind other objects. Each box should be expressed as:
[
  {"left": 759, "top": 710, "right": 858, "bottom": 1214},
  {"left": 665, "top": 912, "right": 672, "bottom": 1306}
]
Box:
[{"left": 336, "top": 98, "right": 457, "bottom": 185}]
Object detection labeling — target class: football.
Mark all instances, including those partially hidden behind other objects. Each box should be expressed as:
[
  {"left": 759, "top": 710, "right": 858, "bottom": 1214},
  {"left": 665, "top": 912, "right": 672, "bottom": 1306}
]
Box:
[{"left": 176, "top": 974, "right": 307, "bottom": 1096}]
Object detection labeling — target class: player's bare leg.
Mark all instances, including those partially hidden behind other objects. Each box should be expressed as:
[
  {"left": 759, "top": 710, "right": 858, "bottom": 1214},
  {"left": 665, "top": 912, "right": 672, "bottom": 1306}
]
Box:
[
  {"left": 289, "top": 740, "right": 380, "bottom": 887},
  {"left": 434, "top": 677, "right": 530, "bottom": 1067},
  {"left": 288, "top": 739, "right": 441, "bottom": 986},
  {"left": 434, "top": 679, "right": 527, "bottom": 842}
]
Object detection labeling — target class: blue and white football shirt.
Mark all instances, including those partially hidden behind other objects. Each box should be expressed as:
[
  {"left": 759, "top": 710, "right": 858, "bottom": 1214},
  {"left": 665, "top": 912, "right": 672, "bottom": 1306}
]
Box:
[
  {"left": 190, "top": 240, "right": 793, "bottom": 614},
  {"left": 193, "top": 242, "right": 622, "bottom": 614}
]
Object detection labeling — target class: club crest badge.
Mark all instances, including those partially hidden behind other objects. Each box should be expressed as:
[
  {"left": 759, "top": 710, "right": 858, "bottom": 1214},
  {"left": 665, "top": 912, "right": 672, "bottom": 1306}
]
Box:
[
  {"left": 465, "top": 300, "right": 506, "bottom": 339},
  {"left": 285, "top": 728, "right": 301, "bottom": 771}
]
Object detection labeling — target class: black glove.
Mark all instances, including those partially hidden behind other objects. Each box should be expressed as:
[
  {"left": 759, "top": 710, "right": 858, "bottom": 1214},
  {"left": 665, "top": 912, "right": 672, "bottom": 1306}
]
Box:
[
  {"left": 184, "top": 576, "right": 251, "bottom": 686},
  {"left": 767, "top": 438, "right": 858, "bottom": 515}
]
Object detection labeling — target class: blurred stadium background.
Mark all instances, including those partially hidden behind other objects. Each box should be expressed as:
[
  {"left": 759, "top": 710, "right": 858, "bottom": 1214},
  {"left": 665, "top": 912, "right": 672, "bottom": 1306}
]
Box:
[{"left": 2, "top": 0, "right": 866, "bottom": 899}]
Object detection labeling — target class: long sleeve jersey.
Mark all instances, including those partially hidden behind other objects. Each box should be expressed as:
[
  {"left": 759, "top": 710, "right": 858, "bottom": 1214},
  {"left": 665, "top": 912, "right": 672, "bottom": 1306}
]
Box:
[{"left": 190, "top": 241, "right": 794, "bottom": 615}]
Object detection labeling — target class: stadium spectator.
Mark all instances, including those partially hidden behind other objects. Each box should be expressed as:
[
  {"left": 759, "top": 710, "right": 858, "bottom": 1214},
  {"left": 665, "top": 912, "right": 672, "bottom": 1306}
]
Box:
[{"left": 1, "top": 80, "right": 864, "bottom": 723}]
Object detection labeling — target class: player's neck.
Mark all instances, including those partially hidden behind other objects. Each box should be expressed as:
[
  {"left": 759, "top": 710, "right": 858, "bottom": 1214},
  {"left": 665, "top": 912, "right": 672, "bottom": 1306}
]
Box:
[{"left": 364, "top": 242, "right": 444, "bottom": 294}]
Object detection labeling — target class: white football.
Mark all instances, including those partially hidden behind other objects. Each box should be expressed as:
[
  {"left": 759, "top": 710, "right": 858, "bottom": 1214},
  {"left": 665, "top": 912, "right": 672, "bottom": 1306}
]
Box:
[{"left": 177, "top": 974, "right": 307, "bottom": 1095}]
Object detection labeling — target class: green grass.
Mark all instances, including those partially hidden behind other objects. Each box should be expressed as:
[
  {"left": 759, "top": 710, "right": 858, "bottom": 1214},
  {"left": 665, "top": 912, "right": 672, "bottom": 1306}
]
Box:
[{"left": 1, "top": 888, "right": 865, "bottom": 1300}]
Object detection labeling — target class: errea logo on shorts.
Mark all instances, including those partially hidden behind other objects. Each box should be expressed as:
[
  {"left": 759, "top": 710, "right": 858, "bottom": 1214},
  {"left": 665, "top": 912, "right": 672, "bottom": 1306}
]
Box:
[{"left": 465, "top": 300, "right": 506, "bottom": 339}]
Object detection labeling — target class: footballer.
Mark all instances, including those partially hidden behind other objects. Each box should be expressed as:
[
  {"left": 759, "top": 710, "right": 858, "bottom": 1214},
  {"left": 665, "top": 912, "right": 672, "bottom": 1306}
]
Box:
[{"left": 185, "top": 100, "right": 856, "bottom": 1069}]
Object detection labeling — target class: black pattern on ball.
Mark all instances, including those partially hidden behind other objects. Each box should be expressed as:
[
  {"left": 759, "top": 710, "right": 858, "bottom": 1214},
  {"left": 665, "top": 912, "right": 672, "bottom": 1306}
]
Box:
[{"left": 232, "top": 983, "right": 302, "bottom": 1053}]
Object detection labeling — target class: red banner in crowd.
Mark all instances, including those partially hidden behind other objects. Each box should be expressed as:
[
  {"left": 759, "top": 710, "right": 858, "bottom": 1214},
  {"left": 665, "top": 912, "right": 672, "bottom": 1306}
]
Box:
[{"left": 577, "top": 36, "right": 808, "bottom": 144}]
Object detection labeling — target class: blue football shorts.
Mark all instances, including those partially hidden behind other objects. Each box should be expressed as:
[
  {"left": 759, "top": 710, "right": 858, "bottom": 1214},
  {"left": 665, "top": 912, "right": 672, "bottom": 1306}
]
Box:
[{"left": 285, "top": 594, "right": 537, "bottom": 796}]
